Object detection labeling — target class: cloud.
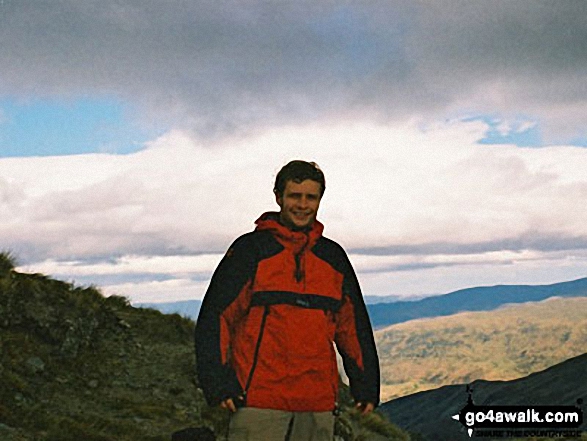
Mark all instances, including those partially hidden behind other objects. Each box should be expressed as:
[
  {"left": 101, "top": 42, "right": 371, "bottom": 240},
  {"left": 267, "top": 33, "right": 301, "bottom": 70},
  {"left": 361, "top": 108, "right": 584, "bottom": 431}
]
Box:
[
  {"left": 3, "top": 120, "right": 587, "bottom": 260},
  {"left": 359, "top": 248, "right": 587, "bottom": 298},
  {"left": 3, "top": 119, "right": 587, "bottom": 300},
  {"left": 23, "top": 254, "right": 221, "bottom": 279},
  {"left": 1, "top": 1, "right": 586, "bottom": 141},
  {"left": 17, "top": 254, "right": 220, "bottom": 302}
]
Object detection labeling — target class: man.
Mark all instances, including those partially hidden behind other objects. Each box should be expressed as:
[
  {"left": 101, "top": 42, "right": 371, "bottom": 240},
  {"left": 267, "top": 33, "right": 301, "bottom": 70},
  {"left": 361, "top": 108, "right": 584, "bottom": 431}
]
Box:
[{"left": 195, "top": 160, "right": 380, "bottom": 440}]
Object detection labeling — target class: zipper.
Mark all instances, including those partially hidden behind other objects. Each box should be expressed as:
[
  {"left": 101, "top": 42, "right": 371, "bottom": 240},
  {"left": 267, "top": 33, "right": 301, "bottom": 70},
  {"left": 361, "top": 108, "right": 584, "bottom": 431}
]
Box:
[
  {"left": 242, "top": 305, "right": 270, "bottom": 402},
  {"left": 294, "top": 252, "right": 303, "bottom": 282}
]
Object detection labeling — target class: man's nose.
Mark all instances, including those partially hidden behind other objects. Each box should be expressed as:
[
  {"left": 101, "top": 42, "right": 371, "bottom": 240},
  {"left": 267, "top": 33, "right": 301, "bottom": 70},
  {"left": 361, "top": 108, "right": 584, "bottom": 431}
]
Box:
[{"left": 298, "top": 196, "right": 309, "bottom": 208}]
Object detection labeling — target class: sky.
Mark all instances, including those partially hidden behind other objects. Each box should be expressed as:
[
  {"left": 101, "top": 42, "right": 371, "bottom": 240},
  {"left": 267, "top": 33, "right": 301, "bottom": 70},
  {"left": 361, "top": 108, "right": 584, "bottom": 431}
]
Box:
[{"left": 1, "top": 1, "right": 587, "bottom": 304}]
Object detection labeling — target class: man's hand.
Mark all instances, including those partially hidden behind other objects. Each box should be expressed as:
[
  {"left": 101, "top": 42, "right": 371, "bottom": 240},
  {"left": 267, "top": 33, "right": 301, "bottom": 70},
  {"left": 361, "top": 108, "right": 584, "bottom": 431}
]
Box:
[
  {"left": 356, "top": 401, "right": 375, "bottom": 415},
  {"left": 220, "top": 398, "right": 237, "bottom": 412},
  {"left": 220, "top": 397, "right": 245, "bottom": 413}
]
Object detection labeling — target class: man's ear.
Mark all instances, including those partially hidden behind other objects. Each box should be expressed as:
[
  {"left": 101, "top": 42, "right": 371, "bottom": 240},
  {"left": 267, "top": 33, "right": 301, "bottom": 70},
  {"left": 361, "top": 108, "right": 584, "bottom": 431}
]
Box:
[{"left": 274, "top": 191, "right": 283, "bottom": 208}]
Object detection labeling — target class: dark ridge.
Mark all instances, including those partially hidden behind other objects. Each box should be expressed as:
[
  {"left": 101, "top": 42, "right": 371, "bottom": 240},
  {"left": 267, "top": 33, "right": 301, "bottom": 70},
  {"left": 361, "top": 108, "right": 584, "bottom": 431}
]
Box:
[{"left": 380, "top": 353, "right": 587, "bottom": 440}]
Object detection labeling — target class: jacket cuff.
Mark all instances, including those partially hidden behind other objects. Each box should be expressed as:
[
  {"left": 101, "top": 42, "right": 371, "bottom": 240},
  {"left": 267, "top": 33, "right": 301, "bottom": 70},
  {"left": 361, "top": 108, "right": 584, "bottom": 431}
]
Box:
[
  {"left": 202, "top": 364, "right": 243, "bottom": 406},
  {"left": 350, "top": 378, "right": 380, "bottom": 408}
]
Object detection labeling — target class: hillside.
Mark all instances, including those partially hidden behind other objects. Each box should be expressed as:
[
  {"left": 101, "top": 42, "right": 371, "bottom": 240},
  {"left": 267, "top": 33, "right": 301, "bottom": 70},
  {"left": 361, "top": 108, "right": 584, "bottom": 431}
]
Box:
[
  {"left": 380, "top": 352, "right": 587, "bottom": 440},
  {"left": 376, "top": 297, "right": 587, "bottom": 401},
  {"left": 0, "top": 257, "right": 209, "bottom": 440},
  {"left": 368, "top": 277, "right": 587, "bottom": 329},
  {"left": 0, "top": 252, "right": 406, "bottom": 441}
]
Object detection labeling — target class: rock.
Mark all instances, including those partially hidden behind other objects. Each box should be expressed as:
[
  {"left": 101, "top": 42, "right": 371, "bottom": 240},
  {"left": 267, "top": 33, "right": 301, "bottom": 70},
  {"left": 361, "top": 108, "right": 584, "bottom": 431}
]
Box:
[
  {"left": 60, "top": 317, "right": 100, "bottom": 357},
  {"left": 0, "top": 423, "right": 16, "bottom": 433},
  {"left": 26, "top": 356, "right": 45, "bottom": 374}
]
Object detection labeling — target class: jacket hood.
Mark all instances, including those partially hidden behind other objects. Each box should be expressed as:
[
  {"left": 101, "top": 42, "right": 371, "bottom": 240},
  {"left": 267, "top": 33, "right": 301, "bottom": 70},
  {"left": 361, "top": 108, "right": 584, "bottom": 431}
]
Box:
[{"left": 255, "top": 212, "right": 323, "bottom": 253}]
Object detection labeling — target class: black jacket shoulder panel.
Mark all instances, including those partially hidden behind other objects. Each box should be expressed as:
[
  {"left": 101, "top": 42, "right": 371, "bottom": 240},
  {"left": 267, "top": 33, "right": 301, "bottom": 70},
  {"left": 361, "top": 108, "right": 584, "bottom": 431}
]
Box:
[
  {"left": 202, "top": 233, "right": 256, "bottom": 311},
  {"left": 310, "top": 236, "right": 349, "bottom": 275},
  {"left": 249, "top": 229, "right": 285, "bottom": 261},
  {"left": 202, "top": 230, "right": 284, "bottom": 310},
  {"left": 229, "top": 230, "right": 285, "bottom": 260},
  {"left": 315, "top": 238, "right": 361, "bottom": 300}
]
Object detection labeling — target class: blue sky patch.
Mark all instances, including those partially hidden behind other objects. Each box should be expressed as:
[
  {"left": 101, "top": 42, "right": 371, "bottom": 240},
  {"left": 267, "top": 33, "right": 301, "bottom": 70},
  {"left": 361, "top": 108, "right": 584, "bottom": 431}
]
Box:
[
  {"left": 464, "top": 115, "right": 543, "bottom": 147},
  {"left": 0, "top": 97, "right": 163, "bottom": 157},
  {"left": 463, "top": 114, "right": 587, "bottom": 148}
]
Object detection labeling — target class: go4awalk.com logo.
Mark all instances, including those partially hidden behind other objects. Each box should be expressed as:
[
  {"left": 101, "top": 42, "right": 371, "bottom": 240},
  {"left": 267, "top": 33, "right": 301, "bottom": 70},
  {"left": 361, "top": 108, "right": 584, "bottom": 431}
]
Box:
[{"left": 451, "top": 386, "right": 583, "bottom": 438}]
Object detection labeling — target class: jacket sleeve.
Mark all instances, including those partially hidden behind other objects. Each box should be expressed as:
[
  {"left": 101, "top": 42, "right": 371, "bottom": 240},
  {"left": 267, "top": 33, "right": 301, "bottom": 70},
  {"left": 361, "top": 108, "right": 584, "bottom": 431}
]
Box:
[
  {"left": 334, "top": 251, "right": 381, "bottom": 407},
  {"left": 195, "top": 234, "right": 256, "bottom": 406}
]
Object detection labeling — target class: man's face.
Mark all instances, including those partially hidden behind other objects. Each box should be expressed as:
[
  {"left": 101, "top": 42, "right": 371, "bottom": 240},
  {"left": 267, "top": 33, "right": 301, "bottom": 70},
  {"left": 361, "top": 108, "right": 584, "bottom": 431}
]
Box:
[{"left": 276, "top": 179, "right": 322, "bottom": 230}]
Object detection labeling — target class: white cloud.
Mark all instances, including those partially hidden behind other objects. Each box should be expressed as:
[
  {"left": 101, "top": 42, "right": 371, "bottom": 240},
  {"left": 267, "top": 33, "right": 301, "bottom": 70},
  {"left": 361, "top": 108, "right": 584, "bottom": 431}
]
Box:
[
  {"left": 358, "top": 248, "right": 587, "bottom": 298},
  {"left": 350, "top": 249, "right": 543, "bottom": 274},
  {"left": 19, "top": 254, "right": 222, "bottom": 278},
  {"left": 4, "top": 119, "right": 587, "bottom": 300}
]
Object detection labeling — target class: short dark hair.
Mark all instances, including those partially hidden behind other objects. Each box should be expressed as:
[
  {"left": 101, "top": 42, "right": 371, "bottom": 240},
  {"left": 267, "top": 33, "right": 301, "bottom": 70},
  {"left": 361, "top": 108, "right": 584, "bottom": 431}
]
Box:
[{"left": 274, "top": 160, "right": 325, "bottom": 198}]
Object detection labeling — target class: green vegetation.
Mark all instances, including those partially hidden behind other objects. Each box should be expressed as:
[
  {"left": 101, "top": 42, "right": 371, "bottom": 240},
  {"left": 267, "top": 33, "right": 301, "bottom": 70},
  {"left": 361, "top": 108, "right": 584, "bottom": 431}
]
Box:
[
  {"left": 0, "top": 250, "right": 17, "bottom": 276},
  {"left": 376, "top": 297, "right": 587, "bottom": 402},
  {"left": 0, "top": 252, "right": 408, "bottom": 440},
  {"left": 0, "top": 253, "right": 203, "bottom": 440}
]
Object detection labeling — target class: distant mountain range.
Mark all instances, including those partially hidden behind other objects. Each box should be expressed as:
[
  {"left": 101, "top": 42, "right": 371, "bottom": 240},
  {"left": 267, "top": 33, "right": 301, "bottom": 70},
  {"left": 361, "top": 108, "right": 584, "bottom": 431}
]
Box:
[
  {"left": 136, "top": 277, "right": 587, "bottom": 329},
  {"left": 368, "top": 277, "right": 587, "bottom": 329},
  {"left": 379, "top": 352, "right": 587, "bottom": 440}
]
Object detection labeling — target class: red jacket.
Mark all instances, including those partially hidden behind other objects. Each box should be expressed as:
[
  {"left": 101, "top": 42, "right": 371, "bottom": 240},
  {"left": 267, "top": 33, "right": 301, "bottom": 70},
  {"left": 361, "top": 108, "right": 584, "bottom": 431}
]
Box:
[{"left": 195, "top": 212, "right": 380, "bottom": 412}]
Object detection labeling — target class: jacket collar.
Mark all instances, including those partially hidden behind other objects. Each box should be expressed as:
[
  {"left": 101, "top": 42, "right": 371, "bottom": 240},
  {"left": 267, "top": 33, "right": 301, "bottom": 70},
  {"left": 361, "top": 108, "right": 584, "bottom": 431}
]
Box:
[{"left": 255, "top": 212, "right": 323, "bottom": 253}]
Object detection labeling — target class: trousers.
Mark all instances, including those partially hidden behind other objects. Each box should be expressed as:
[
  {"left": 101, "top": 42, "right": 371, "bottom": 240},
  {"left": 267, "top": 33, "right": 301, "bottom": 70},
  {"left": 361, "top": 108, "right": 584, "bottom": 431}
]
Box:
[{"left": 228, "top": 407, "right": 335, "bottom": 441}]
